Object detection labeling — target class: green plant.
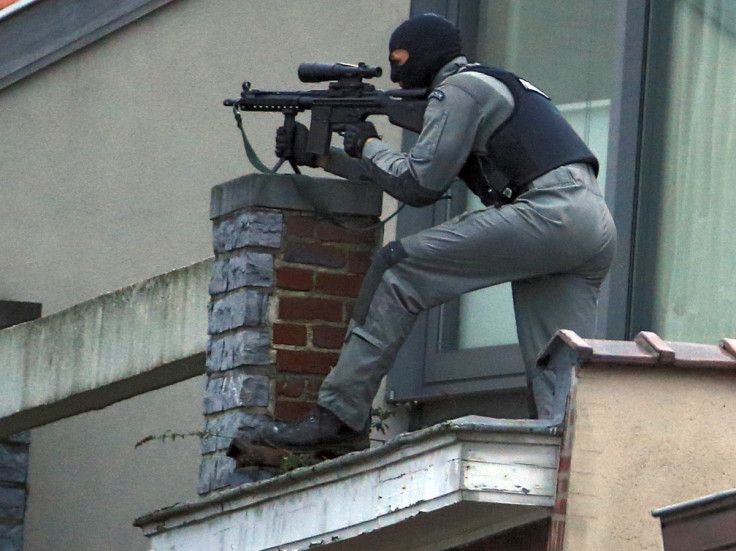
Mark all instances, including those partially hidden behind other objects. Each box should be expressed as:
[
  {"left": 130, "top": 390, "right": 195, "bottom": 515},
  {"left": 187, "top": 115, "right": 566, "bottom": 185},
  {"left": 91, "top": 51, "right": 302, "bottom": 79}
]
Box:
[
  {"left": 370, "top": 407, "right": 393, "bottom": 434},
  {"left": 134, "top": 429, "right": 226, "bottom": 448},
  {"left": 279, "top": 452, "right": 320, "bottom": 473}
]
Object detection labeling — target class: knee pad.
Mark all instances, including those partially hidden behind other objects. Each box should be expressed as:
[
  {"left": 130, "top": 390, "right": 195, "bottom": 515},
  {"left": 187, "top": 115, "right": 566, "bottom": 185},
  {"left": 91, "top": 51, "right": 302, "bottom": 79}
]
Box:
[{"left": 351, "top": 240, "right": 408, "bottom": 325}]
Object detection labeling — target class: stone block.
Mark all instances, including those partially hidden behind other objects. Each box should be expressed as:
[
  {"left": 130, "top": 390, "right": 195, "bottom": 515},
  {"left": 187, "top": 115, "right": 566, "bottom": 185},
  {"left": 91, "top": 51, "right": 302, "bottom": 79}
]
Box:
[
  {"left": 208, "top": 290, "right": 268, "bottom": 334},
  {"left": 206, "top": 330, "right": 270, "bottom": 372},
  {"left": 212, "top": 211, "right": 282, "bottom": 253},
  {"left": 0, "top": 487, "right": 25, "bottom": 520},
  {"left": 197, "top": 453, "right": 235, "bottom": 495},
  {"left": 3, "top": 432, "right": 30, "bottom": 445},
  {"left": 200, "top": 411, "right": 270, "bottom": 454},
  {"left": 0, "top": 444, "right": 28, "bottom": 484},
  {"left": 0, "top": 524, "right": 24, "bottom": 551},
  {"left": 197, "top": 452, "right": 275, "bottom": 494},
  {"left": 240, "top": 374, "right": 270, "bottom": 408},
  {"left": 203, "top": 373, "right": 270, "bottom": 415},
  {"left": 209, "top": 252, "right": 274, "bottom": 295}
]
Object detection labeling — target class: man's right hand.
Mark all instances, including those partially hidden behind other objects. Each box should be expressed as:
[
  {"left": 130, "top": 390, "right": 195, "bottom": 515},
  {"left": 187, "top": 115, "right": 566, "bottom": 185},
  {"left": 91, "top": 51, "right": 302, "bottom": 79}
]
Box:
[{"left": 275, "top": 122, "right": 320, "bottom": 167}]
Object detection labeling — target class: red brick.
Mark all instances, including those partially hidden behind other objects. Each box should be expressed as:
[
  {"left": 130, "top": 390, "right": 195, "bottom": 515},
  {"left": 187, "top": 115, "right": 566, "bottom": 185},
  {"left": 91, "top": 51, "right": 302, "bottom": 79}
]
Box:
[
  {"left": 278, "top": 296, "right": 344, "bottom": 322},
  {"left": 555, "top": 476, "right": 569, "bottom": 496},
  {"left": 275, "top": 378, "right": 321, "bottom": 400},
  {"left": 275, "top": 400, "right": 318, "bottom": 422},
  {"left": 273, "top": 323, "right": 307, "bottom": 346},
  {"left": 282, "top": 240, "right": 346, "bottom": 269},
  {"left": 547, "top": 519, "right": 566, "bottom": 551},
  {"left": 275, "top": 379, "right": 307, "bottom": 399},
  {"left": 285, "top": 215, "right": 315, "bottom": 238},
  {"left": 312, "top": 325, "right": 347, "bottom": 349},
  {"left": 347, "top": 250, "right": 373, "bottom": 274},
  {"left": 315, "top": 219, "right": 378, "bottom": 244},
  {"left": 553, "top": 497, "right": 567, "bottom": 515},
  {"left": 316, "top": 272, "right": 364, "bottom": 298},
  {"left": 276, "top": 349, "right": 338, "bottom": 375},
  {"left": 558, "top": 455, "right": 572, "bottom": 473},
  {"left": 276, "top": 266, "right": 314, "bottom": 291},
  {"left": 306, "top": 379, "right": 322, "bottom": 394}
]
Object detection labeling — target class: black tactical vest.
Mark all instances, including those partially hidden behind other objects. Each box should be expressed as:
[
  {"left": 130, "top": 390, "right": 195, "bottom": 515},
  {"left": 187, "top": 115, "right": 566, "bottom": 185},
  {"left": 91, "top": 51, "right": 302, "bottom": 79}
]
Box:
[{"left": 458, "top": 65, "right": 599, "bottom": 206}]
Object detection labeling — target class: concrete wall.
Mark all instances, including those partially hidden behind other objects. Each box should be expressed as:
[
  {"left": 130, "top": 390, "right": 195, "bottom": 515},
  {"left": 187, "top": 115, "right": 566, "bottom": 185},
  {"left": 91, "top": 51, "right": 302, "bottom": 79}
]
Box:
[
  {"left": 565, "top": 364, "right": 736, "bottom": 550},
  {"left": 0, "top": 0, "right": 406, "bottom": 316},
  {"left": 0, "top": 1, "right": 409, "bottom": 549}
]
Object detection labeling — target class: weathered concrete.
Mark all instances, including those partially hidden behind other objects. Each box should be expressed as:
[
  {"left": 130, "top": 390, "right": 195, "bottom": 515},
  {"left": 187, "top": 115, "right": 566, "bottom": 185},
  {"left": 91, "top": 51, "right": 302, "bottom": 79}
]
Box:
[
  {"left": 136, "top": 416, "right": 561, "bottom": 551},
  {"left": 0, "top": 260, "right": 211, "bottom": 438}
]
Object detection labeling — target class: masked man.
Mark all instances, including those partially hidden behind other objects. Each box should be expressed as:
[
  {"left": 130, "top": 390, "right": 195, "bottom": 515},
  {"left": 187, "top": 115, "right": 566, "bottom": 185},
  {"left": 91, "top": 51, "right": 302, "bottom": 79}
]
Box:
[{"left": 251, "top": 13, "right": 616, "bottom": 456}]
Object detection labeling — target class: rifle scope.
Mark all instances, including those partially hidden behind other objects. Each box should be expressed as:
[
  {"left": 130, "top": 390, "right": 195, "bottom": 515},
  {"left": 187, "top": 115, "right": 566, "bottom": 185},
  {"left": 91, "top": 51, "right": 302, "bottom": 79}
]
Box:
[{"left": 298, "top": 62, "right": 382, "bottom": 83}]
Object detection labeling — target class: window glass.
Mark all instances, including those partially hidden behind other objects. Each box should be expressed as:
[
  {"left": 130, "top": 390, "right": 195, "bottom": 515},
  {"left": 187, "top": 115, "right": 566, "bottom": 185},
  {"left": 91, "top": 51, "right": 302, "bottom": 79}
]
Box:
[
  {"left": 643, "top": 0, "right": 736, "bottom": 342},
  {"left": 456, "top": 0, "right": 618, "bottom": 349}
]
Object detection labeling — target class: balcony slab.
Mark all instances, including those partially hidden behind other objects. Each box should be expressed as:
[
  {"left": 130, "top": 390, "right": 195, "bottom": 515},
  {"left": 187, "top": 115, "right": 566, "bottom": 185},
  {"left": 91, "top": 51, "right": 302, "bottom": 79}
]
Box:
[{"left": 135, "top": 416, "right": 561, "bottom": 551}]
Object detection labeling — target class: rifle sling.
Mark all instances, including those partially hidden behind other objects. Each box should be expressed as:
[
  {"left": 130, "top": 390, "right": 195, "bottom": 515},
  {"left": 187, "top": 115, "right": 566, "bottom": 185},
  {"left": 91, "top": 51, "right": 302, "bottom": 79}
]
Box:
[{"left": 232, "top": 105, "right": 276, "bottom": 174}]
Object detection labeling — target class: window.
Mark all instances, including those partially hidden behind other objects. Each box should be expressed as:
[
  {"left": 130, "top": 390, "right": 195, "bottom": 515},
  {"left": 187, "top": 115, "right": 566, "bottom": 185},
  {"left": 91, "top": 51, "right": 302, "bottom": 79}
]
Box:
[{"left": 633, "top": 0, "right": 736, "bottom": 342}]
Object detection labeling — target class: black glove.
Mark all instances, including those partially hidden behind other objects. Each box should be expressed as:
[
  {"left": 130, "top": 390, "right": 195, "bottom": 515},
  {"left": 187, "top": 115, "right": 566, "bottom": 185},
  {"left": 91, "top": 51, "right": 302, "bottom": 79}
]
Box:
[
  {"left": 275, "top": 122, "right": 319, "bottom": 167},
  {"left": 343, "top": 121, "right": 379, "bottom": 158}
]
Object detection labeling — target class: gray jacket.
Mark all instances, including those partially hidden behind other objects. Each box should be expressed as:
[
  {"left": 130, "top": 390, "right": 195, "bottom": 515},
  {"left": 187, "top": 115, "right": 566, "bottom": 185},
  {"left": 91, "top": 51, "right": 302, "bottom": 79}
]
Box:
[{"left": 323, "top": 56, "right": 515, "bottom": 206}]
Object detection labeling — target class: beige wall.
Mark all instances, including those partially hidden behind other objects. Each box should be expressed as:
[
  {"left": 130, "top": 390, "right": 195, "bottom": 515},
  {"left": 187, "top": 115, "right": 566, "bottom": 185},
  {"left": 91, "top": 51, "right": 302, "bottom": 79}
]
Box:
[
  {"left": 23, "top": 377, "right": 205, "bottom": 551},
  {"left": 565, "top": 364, "right": 736, "bottom": 551},
  {"left": 1, "top": 0, "right": 407, "bottom": 316},
  {"left": 2, "top": 1, "right": 410, "bottom": 549}
]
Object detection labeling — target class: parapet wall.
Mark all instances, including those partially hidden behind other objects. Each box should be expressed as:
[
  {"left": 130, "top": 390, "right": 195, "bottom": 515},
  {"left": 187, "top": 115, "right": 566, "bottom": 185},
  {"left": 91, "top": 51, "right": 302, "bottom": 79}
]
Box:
[{"left": 539, "top": 331, "right": 736, "bottom": 551}]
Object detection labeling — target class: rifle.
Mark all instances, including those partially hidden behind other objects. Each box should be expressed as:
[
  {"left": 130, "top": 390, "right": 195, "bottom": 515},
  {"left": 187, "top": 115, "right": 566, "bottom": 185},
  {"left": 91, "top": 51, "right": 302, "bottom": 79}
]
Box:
[{"left": 223, "top": 62, "right": 428, "bottom": 172}]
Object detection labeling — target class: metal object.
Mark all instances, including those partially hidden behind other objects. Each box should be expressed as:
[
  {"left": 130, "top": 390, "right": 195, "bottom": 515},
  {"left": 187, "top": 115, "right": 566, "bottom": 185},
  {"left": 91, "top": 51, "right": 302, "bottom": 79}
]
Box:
[{"left": 652, "top": 489, "right": 736, "bottom": 551}]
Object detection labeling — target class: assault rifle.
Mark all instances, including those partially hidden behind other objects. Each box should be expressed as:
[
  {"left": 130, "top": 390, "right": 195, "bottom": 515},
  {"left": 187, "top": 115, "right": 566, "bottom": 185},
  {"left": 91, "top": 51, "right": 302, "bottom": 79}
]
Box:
[{"left": 223, "top": 62, "right": 428, "bottom": 172}]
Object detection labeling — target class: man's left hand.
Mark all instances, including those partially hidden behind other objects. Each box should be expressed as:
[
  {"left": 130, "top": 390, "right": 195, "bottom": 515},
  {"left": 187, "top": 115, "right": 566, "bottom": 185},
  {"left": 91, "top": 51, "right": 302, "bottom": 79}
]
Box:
[{"left": 343, "top": 122, "right": 379, "bottom": 158}]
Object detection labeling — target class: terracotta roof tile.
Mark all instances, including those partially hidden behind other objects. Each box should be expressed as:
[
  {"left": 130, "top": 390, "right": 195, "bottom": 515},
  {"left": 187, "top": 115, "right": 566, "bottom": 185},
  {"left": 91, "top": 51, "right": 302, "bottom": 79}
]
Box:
[
  {"left": 539, "top": 330, "right": 736, "bottom": 371},
  {"left": 0, "top": 0, "right": 21, "bottom": 10}
]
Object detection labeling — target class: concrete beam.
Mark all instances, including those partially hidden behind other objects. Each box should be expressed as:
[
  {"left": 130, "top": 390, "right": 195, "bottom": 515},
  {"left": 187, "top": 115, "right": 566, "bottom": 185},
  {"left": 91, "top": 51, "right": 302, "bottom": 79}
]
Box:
[{"left": 0, "top": 259, "right": 210, "bottom": 438}]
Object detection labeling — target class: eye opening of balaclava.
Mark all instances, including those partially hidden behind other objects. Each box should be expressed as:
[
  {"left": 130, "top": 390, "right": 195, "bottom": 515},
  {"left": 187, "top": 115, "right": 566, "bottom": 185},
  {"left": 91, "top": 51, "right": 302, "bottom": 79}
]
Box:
[{"left": 389, "top": 13, "right": 463, "bottom": 88}]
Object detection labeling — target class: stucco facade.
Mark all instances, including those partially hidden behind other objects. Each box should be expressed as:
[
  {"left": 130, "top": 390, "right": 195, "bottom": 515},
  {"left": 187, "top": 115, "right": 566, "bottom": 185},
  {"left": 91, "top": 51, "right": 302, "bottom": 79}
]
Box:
[{"left": 0, "top": 1, "right": 408, "bottom": 549}]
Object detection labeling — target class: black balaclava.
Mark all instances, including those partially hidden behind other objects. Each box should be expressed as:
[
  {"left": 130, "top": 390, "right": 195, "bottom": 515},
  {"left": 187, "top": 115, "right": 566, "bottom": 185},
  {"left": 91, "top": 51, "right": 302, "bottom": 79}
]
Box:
[{"left": 389, "top": 13, "right": 463, "bottom": 88}]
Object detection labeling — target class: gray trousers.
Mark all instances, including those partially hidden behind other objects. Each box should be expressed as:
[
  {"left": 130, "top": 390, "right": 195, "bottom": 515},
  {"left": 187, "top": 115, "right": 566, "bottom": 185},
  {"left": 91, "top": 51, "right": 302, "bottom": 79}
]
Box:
[{"left": 319, "top": 163, "right": 617, "bottom": 431}]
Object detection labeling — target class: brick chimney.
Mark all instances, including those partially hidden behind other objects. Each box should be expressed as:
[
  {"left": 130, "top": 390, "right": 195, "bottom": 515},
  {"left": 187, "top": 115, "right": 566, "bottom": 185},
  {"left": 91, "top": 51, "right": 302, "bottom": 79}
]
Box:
[{"left": 198, "top": 173, "right": 383, "bottom": 494}]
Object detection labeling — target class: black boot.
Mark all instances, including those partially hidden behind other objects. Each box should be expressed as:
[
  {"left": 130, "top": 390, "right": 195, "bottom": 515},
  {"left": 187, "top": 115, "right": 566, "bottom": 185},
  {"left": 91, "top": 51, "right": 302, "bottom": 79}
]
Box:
[{"left": 253, "top": 406, "right": 369, "bottom": 457}]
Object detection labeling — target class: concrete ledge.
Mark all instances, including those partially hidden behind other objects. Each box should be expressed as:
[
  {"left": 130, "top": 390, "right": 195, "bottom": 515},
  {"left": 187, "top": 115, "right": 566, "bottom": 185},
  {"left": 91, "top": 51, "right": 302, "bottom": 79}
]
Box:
[
  {"left": 0, "top": 259, "right": 211, "bottom": 438},
  {"left": 0, "top": 0, "right": 176, "bottom": 91},
  {"left": 136, "top": 416, "right": 561, "bottom": 551},
  {"left": 210, "top": 174, "right": 383, "bottom": 220}
]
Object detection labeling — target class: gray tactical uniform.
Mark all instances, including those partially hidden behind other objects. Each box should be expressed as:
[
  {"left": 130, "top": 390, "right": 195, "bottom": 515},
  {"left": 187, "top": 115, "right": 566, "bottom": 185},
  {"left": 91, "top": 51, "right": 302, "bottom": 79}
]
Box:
[{"left": 319, "top": 56, "right": 617, "bottom": 430}]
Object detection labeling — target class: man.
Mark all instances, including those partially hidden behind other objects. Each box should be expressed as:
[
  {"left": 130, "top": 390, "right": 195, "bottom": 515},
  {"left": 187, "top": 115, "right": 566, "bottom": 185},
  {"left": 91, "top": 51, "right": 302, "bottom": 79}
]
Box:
[{"left": 254, "top": 13, "right": 616, "bottom": 456}]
